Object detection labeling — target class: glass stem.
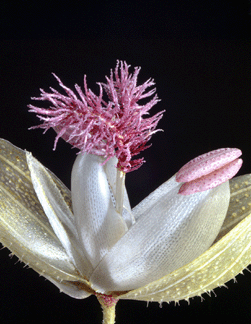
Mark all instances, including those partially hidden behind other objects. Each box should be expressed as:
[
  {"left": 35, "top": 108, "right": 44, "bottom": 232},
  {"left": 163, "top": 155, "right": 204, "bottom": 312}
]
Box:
[
  {"left": 101, "top": 303, "right": 116, "bottom": 324},
  {"left": 115, "top": 170, "right": 125, "bottom": 215},
  {"left": 96, "top": 294, "right": 118, "bottom": 324}
]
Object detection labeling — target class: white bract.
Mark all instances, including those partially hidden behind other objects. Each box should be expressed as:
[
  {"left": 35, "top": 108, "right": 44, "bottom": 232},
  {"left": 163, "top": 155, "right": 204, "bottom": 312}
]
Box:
[{"left": 26, "top": 151, "right": 230, "bottom": 296}]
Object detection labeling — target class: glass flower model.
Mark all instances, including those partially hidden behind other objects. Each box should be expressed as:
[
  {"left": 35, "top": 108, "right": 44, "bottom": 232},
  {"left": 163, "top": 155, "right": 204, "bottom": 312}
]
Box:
[{"left": 0, "top": 61, "right": 250, "bottom": 324}]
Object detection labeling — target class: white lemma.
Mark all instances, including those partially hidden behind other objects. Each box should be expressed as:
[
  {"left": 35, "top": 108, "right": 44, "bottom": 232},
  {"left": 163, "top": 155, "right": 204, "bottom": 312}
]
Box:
[{"left": 0, "top": 138, "right": 251, "bottom": 305}]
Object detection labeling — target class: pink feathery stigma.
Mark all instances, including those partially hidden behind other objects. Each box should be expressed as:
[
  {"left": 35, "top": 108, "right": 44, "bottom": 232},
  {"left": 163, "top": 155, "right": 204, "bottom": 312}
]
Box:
[
  {"left": 176, "top": 148, "right": 243, "bottom": 195},
  {"left": 28, "top": 61, "right": 164, "bottom": 173}
]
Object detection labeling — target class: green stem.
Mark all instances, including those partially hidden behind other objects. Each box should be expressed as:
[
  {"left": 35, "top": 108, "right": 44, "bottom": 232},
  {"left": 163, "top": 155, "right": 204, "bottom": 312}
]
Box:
[
  {"left": 101, "top": 303, "right": 116, "bottom": 324},
  {"left": 96, "top": 294, "right": 118, "bottom": 324}
]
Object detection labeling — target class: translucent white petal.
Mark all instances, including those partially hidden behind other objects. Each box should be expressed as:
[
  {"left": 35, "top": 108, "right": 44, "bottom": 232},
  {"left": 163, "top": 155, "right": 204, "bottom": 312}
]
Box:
[
  {"left": 104, "top": 157, "right": 134, "bottom": 228},
  {"left": 26, "top": 152, "right": 92, "bottom": 276},
  {"left": 132, "top": 175, "right": 179, "bottom": 221},
  {"left": 90, "top": 176, "right": 230, "bottom": 292},
  {"left": 71, "top": 153, "right": 127, "bottom": 272},
  {"left": 120, "top": 174, "right": 251, "bottom": 302}
]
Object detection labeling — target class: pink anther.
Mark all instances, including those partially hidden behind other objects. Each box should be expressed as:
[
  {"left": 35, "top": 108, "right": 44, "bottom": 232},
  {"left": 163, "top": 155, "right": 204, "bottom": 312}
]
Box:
[{"left": 176, "top": 148, "right": 242, "bottom": 195}]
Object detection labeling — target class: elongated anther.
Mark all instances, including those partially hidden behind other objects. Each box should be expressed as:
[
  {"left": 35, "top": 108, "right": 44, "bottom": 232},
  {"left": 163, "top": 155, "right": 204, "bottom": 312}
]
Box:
[{"left": 176, "top": 148, "right": 243, "bottom": 195}]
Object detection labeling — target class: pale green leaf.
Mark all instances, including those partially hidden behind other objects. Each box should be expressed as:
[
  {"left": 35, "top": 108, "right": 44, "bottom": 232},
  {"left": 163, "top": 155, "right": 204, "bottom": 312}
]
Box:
[{"left": 0, "top": 139, "right": 88, "bottom": 286}]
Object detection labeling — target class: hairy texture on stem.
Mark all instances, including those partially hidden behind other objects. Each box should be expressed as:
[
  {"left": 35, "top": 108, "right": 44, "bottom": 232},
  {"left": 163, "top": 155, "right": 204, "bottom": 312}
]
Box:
[
  {"left": 28, "top": 61, "right": 164, "bottom": 172},
  {"left": 96, "top": 293, "right": 118, "bottom": 324}
]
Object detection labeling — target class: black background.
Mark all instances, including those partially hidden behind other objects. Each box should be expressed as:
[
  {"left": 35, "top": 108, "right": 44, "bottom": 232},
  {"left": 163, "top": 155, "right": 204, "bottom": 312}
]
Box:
[{"left": 1, "top": 1, "right": 251, "bottom": 323}]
